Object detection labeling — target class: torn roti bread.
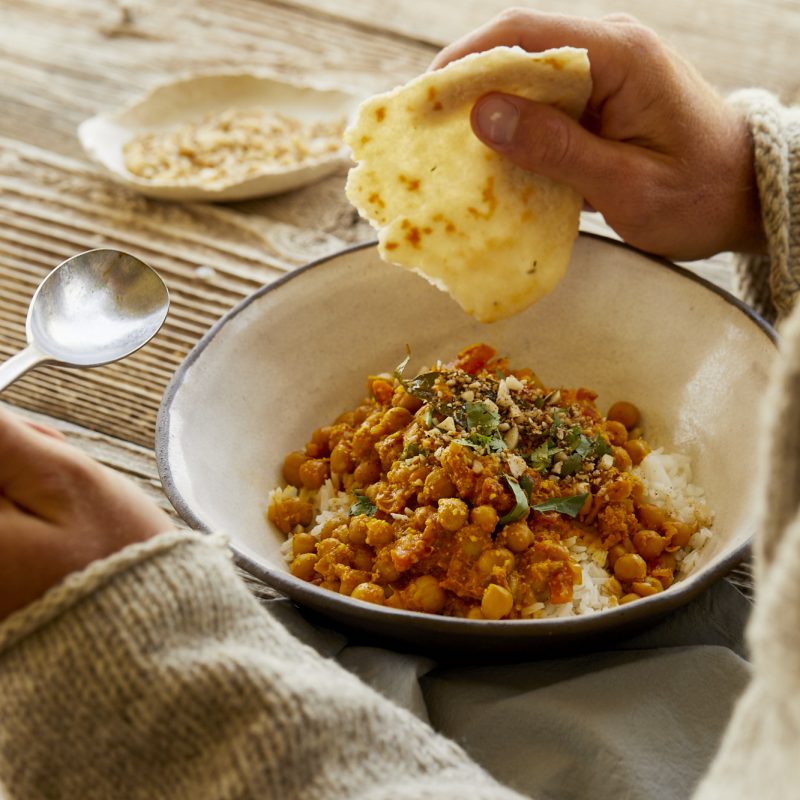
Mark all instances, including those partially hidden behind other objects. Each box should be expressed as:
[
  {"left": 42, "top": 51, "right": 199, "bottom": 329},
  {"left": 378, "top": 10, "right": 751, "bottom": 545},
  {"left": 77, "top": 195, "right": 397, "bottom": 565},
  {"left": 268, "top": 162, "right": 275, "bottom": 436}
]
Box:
[{"left": 344, "top": 46, "right": 592, "bottom": 323}]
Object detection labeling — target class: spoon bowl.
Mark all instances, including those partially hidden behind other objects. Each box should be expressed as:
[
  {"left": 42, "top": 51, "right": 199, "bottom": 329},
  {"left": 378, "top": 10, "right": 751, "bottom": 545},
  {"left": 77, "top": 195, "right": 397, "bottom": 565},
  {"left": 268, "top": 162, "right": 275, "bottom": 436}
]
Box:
[{"left": 0, "top": 249, "right": 169, "bottom": 391}]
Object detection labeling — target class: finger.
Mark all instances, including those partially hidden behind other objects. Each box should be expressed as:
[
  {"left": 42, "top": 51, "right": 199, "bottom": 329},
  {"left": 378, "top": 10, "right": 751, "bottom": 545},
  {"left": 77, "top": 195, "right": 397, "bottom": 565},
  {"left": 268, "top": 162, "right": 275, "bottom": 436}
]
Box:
[
  {"left": 470, "top": 93, "right": 645, "bottom": 210},
  {"left": 0, "top": 406, "right": 91, "bottom": 518},
  {"left": 23, "top": 419, "right": 67, "bottom": 441},
  {"left": 430, "top": 9, "right": 634, "bottom": 106}
]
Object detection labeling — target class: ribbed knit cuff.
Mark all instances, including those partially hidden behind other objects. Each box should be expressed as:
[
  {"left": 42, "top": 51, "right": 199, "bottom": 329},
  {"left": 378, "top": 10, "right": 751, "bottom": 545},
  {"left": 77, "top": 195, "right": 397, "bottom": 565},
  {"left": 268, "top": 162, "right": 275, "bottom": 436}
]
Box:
[
  {"left": 728, "top": 89, "right": 800, "bottom": 323},
  {"left": 0, "top": 529, "right": 218, "bottom": 654}
]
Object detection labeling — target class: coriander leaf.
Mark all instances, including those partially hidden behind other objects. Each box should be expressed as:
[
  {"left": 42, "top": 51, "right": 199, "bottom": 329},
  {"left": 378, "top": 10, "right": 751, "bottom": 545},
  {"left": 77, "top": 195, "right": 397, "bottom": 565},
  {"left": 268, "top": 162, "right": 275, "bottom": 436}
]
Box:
[
  {"left": 531, "top": 493, "right": 589, "bottom": 518},
  {"left": 559, "top": 453, "right": 583, "bottom": 477},
  {"left": 549, "top": 410, "right": 564, "bottom": 438},
  {"left": 465, "top": 401, "right": 500, "bottom": 433},
  {"left": 565, "top": 426, "right": 582, "bottom": 448},
  {"left": 499, "top": 475, "right": 530, "bottom": 524},
  {"left": 592, "top": 436, "right": 612, "bottom": 458},
  {"left": 407, "top": 372, "right": 440, "bottom": 401},
  {"left": 572, "top": 433, "right": 594, "bottom": 458},
  {"left": 349, "top": 491, "right": 377, "bottom": 517},
  {"left": 453, "top": 431, "right": 506, "bottom": 454},
  {"left": 527, "top": 442, "right": 563, "bottom": 472}
]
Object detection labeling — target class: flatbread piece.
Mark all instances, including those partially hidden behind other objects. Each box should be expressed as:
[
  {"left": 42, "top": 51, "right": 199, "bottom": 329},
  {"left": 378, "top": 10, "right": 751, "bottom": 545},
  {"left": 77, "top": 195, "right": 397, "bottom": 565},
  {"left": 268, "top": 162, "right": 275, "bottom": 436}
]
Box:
[{"left": 344, "top": 46, "right": 592, "bottom": 322}]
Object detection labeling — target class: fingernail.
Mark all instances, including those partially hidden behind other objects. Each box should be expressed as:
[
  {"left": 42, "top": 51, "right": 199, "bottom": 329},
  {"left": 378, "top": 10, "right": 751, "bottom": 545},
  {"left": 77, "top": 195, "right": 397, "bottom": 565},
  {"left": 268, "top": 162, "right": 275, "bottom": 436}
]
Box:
[{"left": 475, "top": 95, "right": 519, "bottom": 145}]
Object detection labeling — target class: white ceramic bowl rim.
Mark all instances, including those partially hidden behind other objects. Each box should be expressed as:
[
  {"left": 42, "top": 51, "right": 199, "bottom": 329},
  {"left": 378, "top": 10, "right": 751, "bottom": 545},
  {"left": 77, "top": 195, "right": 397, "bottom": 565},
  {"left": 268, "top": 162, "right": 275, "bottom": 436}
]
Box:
[{"left": 156, "top": 235, "right": 776, "bottom": 639}]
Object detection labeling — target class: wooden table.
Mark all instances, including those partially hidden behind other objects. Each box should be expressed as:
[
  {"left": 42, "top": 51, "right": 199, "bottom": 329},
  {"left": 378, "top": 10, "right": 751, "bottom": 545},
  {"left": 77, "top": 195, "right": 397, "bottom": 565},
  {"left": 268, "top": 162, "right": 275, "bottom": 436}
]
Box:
[{"left": 2, "top": 0, "right": 797, "bottom": 590}]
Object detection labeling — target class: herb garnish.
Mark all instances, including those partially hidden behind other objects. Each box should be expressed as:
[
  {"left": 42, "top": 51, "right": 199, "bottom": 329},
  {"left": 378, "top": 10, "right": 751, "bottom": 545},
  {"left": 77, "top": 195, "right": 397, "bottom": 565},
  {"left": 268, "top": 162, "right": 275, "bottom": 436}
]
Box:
[
  {"left": 349, "top": 490, "right": 377, "bottom": 517},
  {"left": 526, "top": 441, "right": 563, "bottom": 472},
  {"left": 499, "top": 475, "right": 529, "bottom": 524},
  {"left": 406, "top": 371, "right": 440, "bottom": 402},
  {"left": 531, "top": 493, "right": 589, "bottom": 518}
]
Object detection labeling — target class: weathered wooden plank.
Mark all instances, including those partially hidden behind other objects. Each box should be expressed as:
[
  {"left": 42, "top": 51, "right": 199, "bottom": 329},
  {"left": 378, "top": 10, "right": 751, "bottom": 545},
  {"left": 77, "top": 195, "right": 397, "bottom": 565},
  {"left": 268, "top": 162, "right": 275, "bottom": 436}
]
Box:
[{"left": 283, "top": 0, "right": 800, "bottom": 100}]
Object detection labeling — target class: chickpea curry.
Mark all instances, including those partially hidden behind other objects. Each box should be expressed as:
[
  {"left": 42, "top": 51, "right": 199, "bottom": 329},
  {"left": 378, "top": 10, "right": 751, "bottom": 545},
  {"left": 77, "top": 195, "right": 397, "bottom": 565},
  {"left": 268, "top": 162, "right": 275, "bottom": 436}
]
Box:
[{"left": 268, "top": 344, "right": 705, "bottom": 620}]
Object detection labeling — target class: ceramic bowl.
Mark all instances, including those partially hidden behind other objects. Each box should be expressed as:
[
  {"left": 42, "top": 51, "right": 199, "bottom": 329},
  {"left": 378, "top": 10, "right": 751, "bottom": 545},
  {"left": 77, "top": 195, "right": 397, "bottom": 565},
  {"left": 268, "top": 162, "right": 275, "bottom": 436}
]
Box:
[
  {"left": 78, "top": 73, "right": 363, "bottom": 202},
  {"left": 157, "top": 236, "right": 775, "bottom": 655}
]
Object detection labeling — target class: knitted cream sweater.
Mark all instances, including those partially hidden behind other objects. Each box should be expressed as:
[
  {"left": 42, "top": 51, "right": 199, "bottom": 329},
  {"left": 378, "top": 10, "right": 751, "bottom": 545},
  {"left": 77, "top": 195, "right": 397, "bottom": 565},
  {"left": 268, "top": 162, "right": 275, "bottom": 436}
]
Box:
[{"left": 0, "top": 91, "right": 798, "bottom": 800}]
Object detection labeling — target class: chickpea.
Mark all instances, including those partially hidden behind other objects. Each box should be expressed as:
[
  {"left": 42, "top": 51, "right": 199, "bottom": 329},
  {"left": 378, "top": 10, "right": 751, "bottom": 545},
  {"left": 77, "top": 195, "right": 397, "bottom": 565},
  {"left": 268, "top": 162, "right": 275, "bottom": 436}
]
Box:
[
  {"left": 481, "top": 584, "right": 514, "bottom": 620},
  {"left": 282, "top": 450, "right": 309, "bottom": 488},
  {"left": 637, "top": 503, "right": 666, "bottom": 530},
  {"left": 620, "top": 592, "right": 640, "bottom": 605},
  {"left": 604, "top": 576, "right": 623, "bottom": 597},
  {"left": 408, "top": 575, "right": 446, "bottom": 613},
  {"left": 366, "top": 518, "right": 395, "bottom": 548},
  {"left": 373, "top": 406, "right": 412, "bottom": 435},
  {"left": 438, "top": 497, "right": 469, "bottom": 532},
  {"left": 290, "top": 553, "right": 318, "bottom": 581},
  {"left": 504, "top": 521, "right": 534, "bottom": 553},
  {"left": 329, "top": 442, "right": 354, "bottom": 474},
  {"left": 604, "top": 477, "right": 632, "bottom": 502},
  {"left": 607, "top": 544, "right": 628, "bottom": 569},
  {"left": 614, "top": 553, "right": 648, "bottom": 583},
  {"left": 477, "top": 548, "right": 515, "bottom": 577},
  {"left": 664, "top": 521, "right": 693, "bottom": 549},
  {"left": 351, "top": 545, "right": 375, "bottom": 572},
  {"left": 471, "top": 504, "right": 499, "bottom": 534},
  {"left": 327, "top": 423, "right": 351, "bottom": 450},
  {"left": 632, "top": 577, "right": 663, "bottom": 597},
  {"left": 348, "top": 516, "right": 369, "bottom": 546},
  {"left": 607, "top": 401, "right": 641, "bottom": 431},
  {"left": 633, "top": 528, "right": 666, "bottom": 560},
  {"left": 310, "top": 426, "right": 332, "bottom": 452},
  {"left": 299, "top": 458, "right": 329, "bottom": 490},
  {"left": 460, "top": 536, "right": 483, "bottom": 559},
  {"left": 467, "top": 607, "right": 485, "bottom": 620},
  {"left": 611, "top": 445, "right": 633, "bottom": 471},
  {"left": 605, "top": 420, "right": 629, "bottom": 446},
  {"left": 372, "top": 552, "right": 400, "bottom": 583},
  {"left": 353, "top": 458, "right": 381, "bottom": 487},
  {"left": 351, "top": 582, "right": 385, "bottom": 605},
  {"left": 623, "top": 439, "right": 650, "bottom": 466},
  {"left": 292, "top": 532, "right": 317, "bottom": 556},
  {"left": 412, "top": 505, "right": 436, "bottom": 529},
  {"left": 423, "top": 468, "right": 456, "bottom": 501}
]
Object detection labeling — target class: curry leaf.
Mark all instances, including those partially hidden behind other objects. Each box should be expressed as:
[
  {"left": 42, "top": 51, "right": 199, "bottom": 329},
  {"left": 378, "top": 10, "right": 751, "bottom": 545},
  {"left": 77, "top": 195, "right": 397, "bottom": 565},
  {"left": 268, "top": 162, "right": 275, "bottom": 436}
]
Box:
[
  {"left": 499, "top": 475, "right": 530, "bottom": 525},
  {"left": 406, "top": 372, "right": 440, "bottom": 401},
  {"left": 393, "top": 353, "right": 411, "bottom": 382},
  {"left": 531, "top": 493, "right": 589, "bottom": 518}
]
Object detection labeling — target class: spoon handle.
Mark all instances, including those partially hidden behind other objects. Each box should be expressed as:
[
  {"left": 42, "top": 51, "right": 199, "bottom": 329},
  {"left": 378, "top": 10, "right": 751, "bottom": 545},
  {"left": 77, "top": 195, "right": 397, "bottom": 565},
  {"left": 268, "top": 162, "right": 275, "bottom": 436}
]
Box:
[{"left": 0, "top": 345, "right": 48, "bottom": 392}]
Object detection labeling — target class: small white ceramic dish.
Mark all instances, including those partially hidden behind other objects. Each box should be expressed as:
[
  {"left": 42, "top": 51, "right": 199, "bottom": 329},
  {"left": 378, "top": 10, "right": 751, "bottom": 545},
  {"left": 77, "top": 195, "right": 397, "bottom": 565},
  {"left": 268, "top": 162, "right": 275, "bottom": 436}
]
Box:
[
  {"left": 78, "top": 73, "right": 363, "bottom": 202},
  {"left": 157, "top": 236, "right": 776, "bottom": 655}
]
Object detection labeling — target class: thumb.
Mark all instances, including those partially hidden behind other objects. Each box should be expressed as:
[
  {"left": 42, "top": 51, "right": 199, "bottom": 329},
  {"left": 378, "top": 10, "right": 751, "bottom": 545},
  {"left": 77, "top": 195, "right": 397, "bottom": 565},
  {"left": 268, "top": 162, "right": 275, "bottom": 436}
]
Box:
[{"left": 471, "top": 93, "right": 633, "bottom": 206}]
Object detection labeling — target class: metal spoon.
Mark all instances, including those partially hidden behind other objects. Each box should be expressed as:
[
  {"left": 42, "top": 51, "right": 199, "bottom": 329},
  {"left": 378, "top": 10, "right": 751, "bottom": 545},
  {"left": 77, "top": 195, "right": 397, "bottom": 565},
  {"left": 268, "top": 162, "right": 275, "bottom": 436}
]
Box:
[{"left": 0, "top": 249, "right": 169, "bottom": 391}]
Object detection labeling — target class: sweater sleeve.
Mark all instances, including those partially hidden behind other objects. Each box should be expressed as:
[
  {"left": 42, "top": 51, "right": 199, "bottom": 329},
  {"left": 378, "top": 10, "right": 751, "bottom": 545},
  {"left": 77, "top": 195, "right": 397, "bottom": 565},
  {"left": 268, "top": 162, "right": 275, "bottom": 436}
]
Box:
[
  {"left": 728, "top": 89, "right": 800, "bottom": 323},
  {"left": 693, "top": 97, "right": 800, "bottom": 798},
  {"left": 0, "top": 531, "right": 525, "bottom": 800}
]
